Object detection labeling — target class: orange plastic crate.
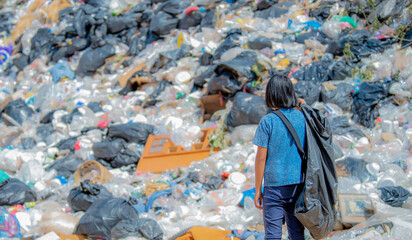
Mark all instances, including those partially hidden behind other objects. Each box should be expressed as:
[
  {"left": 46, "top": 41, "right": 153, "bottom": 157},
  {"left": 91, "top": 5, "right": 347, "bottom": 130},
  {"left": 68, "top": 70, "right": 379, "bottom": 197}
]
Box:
[{"left": 137, "top": 128, "right": 220, "bottom": 173}]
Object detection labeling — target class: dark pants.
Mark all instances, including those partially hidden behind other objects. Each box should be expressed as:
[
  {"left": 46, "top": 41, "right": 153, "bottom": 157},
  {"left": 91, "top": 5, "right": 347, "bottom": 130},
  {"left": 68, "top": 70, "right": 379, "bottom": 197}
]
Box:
[{"left": 263, "top": 184, "right": 305, "bottom": 240}]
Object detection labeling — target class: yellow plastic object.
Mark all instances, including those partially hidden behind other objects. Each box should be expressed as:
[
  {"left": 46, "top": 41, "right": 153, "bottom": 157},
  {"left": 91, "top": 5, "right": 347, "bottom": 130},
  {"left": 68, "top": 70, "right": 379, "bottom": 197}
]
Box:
[
  {"left": 137, "top": 128, "right": 220, "bottom": 173},
  {"left": 74, "top": 160, "right": 112, "bottom": 185}
]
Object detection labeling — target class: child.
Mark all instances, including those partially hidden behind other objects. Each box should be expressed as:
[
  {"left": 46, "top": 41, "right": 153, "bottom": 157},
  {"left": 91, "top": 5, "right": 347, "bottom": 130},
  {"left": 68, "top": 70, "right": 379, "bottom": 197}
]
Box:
[{"left": 253, "top": 75, "right": 306, "bottom": 240}]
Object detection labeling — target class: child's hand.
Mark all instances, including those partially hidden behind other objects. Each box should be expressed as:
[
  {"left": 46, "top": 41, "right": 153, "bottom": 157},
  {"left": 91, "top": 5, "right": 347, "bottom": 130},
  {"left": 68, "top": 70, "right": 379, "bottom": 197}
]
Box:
[
  {"left": 297, "top": 98, "right": 306, "bottom": 105},
  {"left": 254, "top": 190, "right": 263, "bottom": 210}
]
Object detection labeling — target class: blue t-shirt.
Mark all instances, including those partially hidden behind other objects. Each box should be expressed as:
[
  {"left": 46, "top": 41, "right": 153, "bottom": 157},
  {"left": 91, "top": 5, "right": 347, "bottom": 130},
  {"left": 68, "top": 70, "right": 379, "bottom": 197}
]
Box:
[{"left": 253, "top": 108, "right": 306, "bottom": 187}]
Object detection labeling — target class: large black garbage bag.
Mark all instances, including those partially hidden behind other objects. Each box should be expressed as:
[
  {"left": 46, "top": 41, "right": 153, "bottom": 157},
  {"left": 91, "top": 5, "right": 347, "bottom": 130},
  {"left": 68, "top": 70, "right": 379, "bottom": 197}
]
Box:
[
  {"left": 106, "top": 14, "right": 141, "bottom": 34},
  {"left": 379, "top": 186, "right": 411, "bottom": 207},
  {"left": 111, "top": 218, "right": 163, "bottom": 240},
  {"left": 227, "top": 92, "right": 268, "bottom": 127},
  {"left": 3, "top": 99, "right": 34, "bottom": 126},
  {"left": 208, "top": 70, "right": 242, "bottom": 97},
  {"left": 216, "top": 51, "right": 258, "bottom": 81},
  {"left": 108, "top": 122, "right": 154, "bottom": 144},
  {"left": 36, "top": 123, "right": 55, "bottom": 142},
  {"left": 111, "top": 149, "right": 140, "bottom": 168},
  {"left": 294, "top": 81, "right": 321, "bottom": 105},
  {"left": 179, "top": 10, "right": 203, "bottom": 29},
  {"left": 329, "top": 116, "right": 365, "bottom": 139},
  {"left": 46, "top": 154, "right": 84, "bottom": 179},
  {"left": 200, "top": 10, "right": 216, "bottom": 28},
  {"left": 76, "top": 44, "right": 115, "bottom": 76},
  {"left": 257, "top": 0, "right": 278, "bottom": 10},
  {"left": 92, "top": 138, "right": 127, "bottom": 161},
  {"left": 74, "top": 198, "right": 139, "bottom": 239},
  {"left": 254, "top": 5, "right": 289, "bottom": 18},
  {"left": 155, "top": 0, "right": 190, "bottom": 16},
  {"left": 29, "top": 28, "right": 52, "bottom": 62},
  {"left": 294, "top": 104, "right": 338, "bottom": 240},
  {"left": 327, "top": 30, "right": 394, "bottom": 61},
  {"left": 74, "top": 9, "right": 88, "bottom": 38},
  {"left": 56, "top": 137, "right": 78, "bottom": 151},
  {"left": 320, "top": 82, "right": 353, "bottom": 110},
  {"left": 68, "top": 180, "right": 113, "bottom": 212},
  {"left": 213, "top": 39, "right": 240, "bottom": 61},
  {"left": 0, "top": 178, "right": 37, "bottom": 206},
  {"left": 193, "top": 66, "right": 216, "bottom": 88},
  {"left": 248, "top": 36, "right": 272, "bottom": 50},
  {"left": 52, "top": 38, "right": 89, "bottom": 62},
  {"left": 292, "top": 60, "right": 331, "bottom": 83},
  {"left": 296, "top": 30, "right": 330, "bottom": 44},
  {"left": 352, "top": 81, "right": 391, "bottom": 128},
  {"left": 14, "top": 54, "right": 30, "bottom": 70},
  {"left": 309, "top": 0, "right": 335, "bottom": 21},
  {"left": 149, "top": 12, "right": 179, "bottom": 36}
]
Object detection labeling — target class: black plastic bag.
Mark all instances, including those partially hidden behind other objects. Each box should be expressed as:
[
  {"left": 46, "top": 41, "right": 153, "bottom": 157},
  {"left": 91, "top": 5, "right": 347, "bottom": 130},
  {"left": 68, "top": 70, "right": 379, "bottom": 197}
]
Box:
[
  {"left": 36, "top": 123, "right": 55, "bottom": 142},
  {"left": 207, "top": 70, "right": 242, "bottom": 97},
  {"left": 106, "top": 14, "right": 140, "bottom": 34},
  {"left": 61, "top": 108, "right": 82, "bottom": 124},
  {"left": 108, "top": 122, "right": 154, "bottom": 144},
  {"left": 257, "top": 0, "right": 278, "bottom": 10},
  {"left": 3, "top": 98, "right": 34, "bottom": 126},
  {"left": 352, "top": 81, "right": 391, "bottom": 128},
  {"left": 22, "top": 138, "right": 36, "bottom": 149},
  {"left": 92, "top": 138, "right": 127, "bottom": 161},
  {"left": 254, "top": 5, "right": 289, "bottom": 19},
  {"left": 294, "top": 81, "right": 321, "bottom": 105},
  {"left": 179, "top": 11, "right": 203, "bottom": 29},
  {"left": 68, "top": 181, "right": 113, "bottom": 212},
  {"left": 46, "top": 154, "right": 84, "bottom": 179},
  {"left": 248, "top": 36, "right": 272, "bottom": 50},
  {"left": 292, "top": 60, "right": 332, "bottom": 83},
  {"left": 111, "top": 149, "right": 141, "bottom": 168},
  {"left": 216, "top": 51, "right": 257, "bottom": 81},
  {"left": 296, "top": 30, "right": 330, "bottom": 44},
  {"left": 320, "top": 82, "right": 353, "bottom": 110},
  {"left": 200, "top": 10, "right": 216, "bottom": 28},
  {"left": 213, "top": 37, "right": 240, "bottom": 61},
  {"left": 193, "top": 66, "right": 216, "bottom": 88},
  {"left": 149, "top": 12, "right": 179, "bottom": 36},
  {"left": 56, "top": 137, "right": 78, "bottom": 151},
  {"left": 329, "top": 116, "right": 365, "bottom": 139},
  {"left": 52, "top": 38, "right": 89, "bottom": 62},
  {"left": 0, "top": 178, "right": 37, "bottom": 206},
  {"left": 155, "top": 0, "right": 190, "bottom": 16},
  {"left": 379, "top": 186, "right": 411, "bottom": 207},
  {"left": 74, "top": 197, "right": 139, "bottom": 239},
  {"left": 76, "top": 44, "right": 115, "bottom": 76},
  {"left": 227, "top": 92, "right": 268, "bottom": 127},
  {"left": 14, "top": 54, "right": 29, "bottom": 70},
  {"left": 111, "top": 218, "right": 163, "bottom": 240},
  {"left": 294, "top": 104, "right": 338, "bottom": 240},
  {"left": 74, "top": 9, "right": 88, "bottom": 38}
]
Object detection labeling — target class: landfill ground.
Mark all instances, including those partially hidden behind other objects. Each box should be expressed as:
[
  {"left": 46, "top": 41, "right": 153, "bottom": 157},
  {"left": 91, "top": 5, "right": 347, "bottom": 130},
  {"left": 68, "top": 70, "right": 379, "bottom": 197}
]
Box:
[{"left": 0, "top": 0, "right": 411, "bottom": 239}]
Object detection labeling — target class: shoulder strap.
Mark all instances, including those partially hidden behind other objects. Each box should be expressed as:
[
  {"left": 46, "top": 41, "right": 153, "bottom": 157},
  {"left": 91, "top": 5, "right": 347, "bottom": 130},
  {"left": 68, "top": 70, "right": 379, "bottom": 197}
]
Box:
[{"left": 273, "top": 110, "right": 306, "bottom": 161}]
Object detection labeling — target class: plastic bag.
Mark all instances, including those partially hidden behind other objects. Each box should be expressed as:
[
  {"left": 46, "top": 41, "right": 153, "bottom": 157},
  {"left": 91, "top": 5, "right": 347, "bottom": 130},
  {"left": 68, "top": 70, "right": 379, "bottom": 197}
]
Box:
[
  {"left": 74, "top": 197, "right": 140, "bottom": 239},
  {"left": 0, "top": 208, "right": 22, "bottom": 238},
  {"left": 294, "top": 105, "right": 338, "bottom": 240},
  {"left": 111, "top": 218, "right": 163, "bottom": 240},
  {"left": 352, "top": 81, "right": 391, "bottom": 128},
  {"left": 68, "top": 180, "right": 113, "bottom": 212},
  {"left": 92, "top": 138, "right": 127, "bottom": 161},
  {"left": 294, "top": 81, "right": 321, "bottom": 106},
  {"left": 227, "top": 92, "right": 268, "bottom": 128},
  {"left": 75, "top": 44, "right": 115, "bottom": 76},
  {"left": 379, "top": 186, "right": 411, "bottom": 207},
  {"left": 320, "top": 82, "right": 353, "bottom": 110},
  {"left": 0, "top": 178, "right": 37, "bottom": 206},
  {"left": 46, "top": 154, "right": 84, "bottom": 179},
  {"left": 107, "top": 122, "right": 154, "bottom": 144},
  {"left": 247, "top": 36, "right": 272, "bottom": 50},
  {"left": 149, "top": 12, "right": 179, "bottom": 36},
  {"left": 3, "top": 98, "right": 34, "bottom": 126}
]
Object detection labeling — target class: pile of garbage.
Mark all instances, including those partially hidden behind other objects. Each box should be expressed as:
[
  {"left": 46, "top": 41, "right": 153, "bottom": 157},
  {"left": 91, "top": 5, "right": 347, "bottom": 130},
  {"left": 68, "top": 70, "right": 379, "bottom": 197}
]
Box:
[{"left": 0, "top": 0, "right": 411, "bottom": 239}]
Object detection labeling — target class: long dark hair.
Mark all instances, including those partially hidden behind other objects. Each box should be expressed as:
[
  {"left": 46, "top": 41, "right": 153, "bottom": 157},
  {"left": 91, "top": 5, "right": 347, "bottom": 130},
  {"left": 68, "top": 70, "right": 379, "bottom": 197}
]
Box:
[{"left": 265, "top": 75, "right": 298, "bottom": 109}]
